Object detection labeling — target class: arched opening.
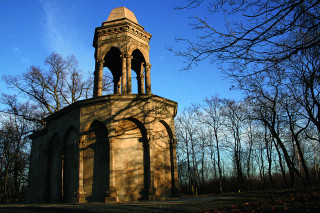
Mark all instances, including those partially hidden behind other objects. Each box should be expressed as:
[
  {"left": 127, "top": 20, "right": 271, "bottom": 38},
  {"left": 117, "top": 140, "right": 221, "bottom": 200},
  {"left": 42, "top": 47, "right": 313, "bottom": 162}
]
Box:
[
  {"left": 47, "top": 134, "right": 63, "bottom": 202},
  {"left": 131, "top": 71, "right": 138, "bottom": 94},
  {"left": 102, "top": 67, "right": 114, "bottom": 95},
  {"left": 104, "top": 47, "right": 122, "bottom": 94},
  {"left": 83, "top": 121, "right": 109, "bottom": 202},
  {"left": 158, "top": 120, "right": 179, "bottom": 198},
  {"left": 114, "top": 118, "right": 147, "bottom": 201},
  {"left": 63, "top": 127, "right": 79, "bottom": 203},
  {"left": 153, "top": 121, "right": 171, "bottom": 199},
  {"left": 132, "top": 49, "right": 146, "bottom": 94}
]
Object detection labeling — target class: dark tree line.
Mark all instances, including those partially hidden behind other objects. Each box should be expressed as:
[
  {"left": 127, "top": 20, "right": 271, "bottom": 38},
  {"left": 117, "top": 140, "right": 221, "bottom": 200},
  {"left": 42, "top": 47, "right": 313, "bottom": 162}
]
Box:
[{"left": 0, "top": 114, "right": 31, "bottom": 201}]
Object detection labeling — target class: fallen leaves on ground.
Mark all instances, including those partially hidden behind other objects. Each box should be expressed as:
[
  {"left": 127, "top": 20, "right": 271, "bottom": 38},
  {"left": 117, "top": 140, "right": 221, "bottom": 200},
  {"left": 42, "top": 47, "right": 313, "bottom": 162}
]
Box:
[{"left": 200, "top": 191, "right": 320, "bottom": 213}]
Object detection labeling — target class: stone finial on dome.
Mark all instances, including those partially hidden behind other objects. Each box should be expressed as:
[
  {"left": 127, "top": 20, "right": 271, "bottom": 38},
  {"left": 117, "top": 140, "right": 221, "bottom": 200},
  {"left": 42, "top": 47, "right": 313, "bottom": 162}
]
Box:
[{"left": 106, "top": 7, "right": 139, "bottom": 24}]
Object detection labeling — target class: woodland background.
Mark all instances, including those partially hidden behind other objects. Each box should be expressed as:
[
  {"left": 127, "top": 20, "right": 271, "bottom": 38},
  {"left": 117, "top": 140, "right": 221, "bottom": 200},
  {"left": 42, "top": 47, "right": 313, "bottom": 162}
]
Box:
[{"left": 0, "top": 0, "right": 319, "bottom": 201}]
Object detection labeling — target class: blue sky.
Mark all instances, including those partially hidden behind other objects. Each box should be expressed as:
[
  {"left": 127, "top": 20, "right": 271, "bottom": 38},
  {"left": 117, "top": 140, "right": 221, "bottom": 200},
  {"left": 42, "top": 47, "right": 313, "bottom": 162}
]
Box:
[{"left": 0, "top": 0, "right": 243, "bottom": 112}]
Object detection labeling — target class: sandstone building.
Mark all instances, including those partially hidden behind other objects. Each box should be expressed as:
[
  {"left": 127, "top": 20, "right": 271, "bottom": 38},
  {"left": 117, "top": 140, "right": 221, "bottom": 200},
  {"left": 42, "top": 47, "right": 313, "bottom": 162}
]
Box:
[{"left": 27, "top": 7, "right": 179, "bottom": 203}]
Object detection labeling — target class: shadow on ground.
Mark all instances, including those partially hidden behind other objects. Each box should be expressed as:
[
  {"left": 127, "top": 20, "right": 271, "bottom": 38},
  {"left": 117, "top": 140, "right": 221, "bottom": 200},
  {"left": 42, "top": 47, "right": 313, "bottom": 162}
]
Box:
[{"left": 0, "top": 196, "right": 229, "bottom": 213}]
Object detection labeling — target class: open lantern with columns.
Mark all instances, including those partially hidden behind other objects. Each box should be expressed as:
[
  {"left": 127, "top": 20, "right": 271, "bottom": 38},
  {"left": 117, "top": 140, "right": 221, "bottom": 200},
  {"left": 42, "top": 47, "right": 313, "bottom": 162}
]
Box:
[
  {"left": 27, "top": 7, "right": 179, "bottom": 203},
  {"left": 93, "top": 7, "right": 152, "bottom": 97}
]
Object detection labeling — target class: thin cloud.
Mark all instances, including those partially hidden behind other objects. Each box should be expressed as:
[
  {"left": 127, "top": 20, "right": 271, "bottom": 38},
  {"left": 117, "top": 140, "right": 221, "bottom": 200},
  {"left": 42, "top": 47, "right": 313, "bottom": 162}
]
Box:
[
  {"left": 39, "top": 0, "right": 94, "bottom": 72},
  {"left": 11, "top": 45, "right": 20, "bottom": 53},
  {"left": 21, "top": 57, "right": 29, "bottom": 66},
  {"left": 40, "top": 0, "right": 68, "bottom": 54}
]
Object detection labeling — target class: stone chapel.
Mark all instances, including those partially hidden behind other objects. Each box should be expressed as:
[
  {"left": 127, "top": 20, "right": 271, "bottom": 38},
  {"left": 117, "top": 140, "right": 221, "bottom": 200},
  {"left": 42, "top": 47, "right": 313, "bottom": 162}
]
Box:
[{"left": 27, "top": 7, "right": 179, "bottom": 203}]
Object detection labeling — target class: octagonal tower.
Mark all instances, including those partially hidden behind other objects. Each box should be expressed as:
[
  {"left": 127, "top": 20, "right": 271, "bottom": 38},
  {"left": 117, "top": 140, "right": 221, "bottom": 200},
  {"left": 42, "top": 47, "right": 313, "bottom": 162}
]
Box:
[
  {"left": 27, "top": 7, "right": 179, "bottom": 203},
  {"left": 93, "top": 7, "right": 152, "bottom": 96}
]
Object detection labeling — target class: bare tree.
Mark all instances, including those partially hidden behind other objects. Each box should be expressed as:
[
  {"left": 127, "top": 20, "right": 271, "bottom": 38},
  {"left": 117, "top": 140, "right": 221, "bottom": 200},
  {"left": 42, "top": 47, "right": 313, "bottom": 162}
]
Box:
[
  {"left": 0, "top": 113, "right": 31, "bottom": 201},
  {"left": 175, "top": 108, "right": 200, "bottom": 193},
  {"left": 287, "top": 46, "right": 320, "bottom": 142},
  {"left": 222, "top": 100, "right": 245, "bottom": 187},
  {"left": 171, "top": 0, "right": 320, "bottom": 75},
  {"left": 196, "top": 95, "right": 224, "bottom": 194},
  {"left": 1, "top": 52, "right": 112, "bottom": 125}
]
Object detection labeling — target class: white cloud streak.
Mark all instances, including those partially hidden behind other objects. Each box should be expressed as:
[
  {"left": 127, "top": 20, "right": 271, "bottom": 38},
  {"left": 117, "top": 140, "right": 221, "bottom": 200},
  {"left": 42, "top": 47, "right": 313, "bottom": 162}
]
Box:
[
  {"left": 11, "top": 45, "right": 20, "bottom": 52},
  {"left": 40, "top": 0, "right": 71, "bottom": 54},
  {"left": 39, "top": 0, "right": 94, "bottom": 72}
]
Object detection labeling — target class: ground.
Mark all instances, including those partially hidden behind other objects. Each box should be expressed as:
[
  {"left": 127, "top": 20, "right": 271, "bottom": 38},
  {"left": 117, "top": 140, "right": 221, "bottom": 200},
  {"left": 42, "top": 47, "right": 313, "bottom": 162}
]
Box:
[{"left": 1, "top": 191, "right": 319, "bottom": 212}]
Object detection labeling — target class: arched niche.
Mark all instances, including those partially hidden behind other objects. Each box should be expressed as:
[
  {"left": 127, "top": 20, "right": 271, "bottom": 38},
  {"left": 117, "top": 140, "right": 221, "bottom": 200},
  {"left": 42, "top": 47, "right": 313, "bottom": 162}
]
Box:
[
  {"left": 47, "top": 133, "right": 63, "bottom": 202},
  {"left": 153, "top": 121, "right": 172, "bottom": 199},
  {"left": 63, "top": 127, "right": 79, "bottom": 203},
  {"left": 104, "top": 47, "right": 122, "bottom": 94},
  {"left": 131, "top": 49, "right": 146, "bottom": 94},
  {"left": 114, "top": 118, "right": 146, "bottom": 201},
  {"left": 102, "top": 66, "right": 115, "bottom": 95},
  {"left": 83, "top": 120, "right": 109, "bottom": 202}
]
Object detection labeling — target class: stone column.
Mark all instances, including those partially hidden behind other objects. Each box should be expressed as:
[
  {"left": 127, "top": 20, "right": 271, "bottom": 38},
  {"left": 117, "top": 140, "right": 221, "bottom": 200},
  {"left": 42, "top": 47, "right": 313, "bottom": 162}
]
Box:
[
  {"left": 117, "top": 78, "right": 121, "bottom": 94},
  {"left": 145, "top": 63, "right": 151, "bottom": 94},
  {"left": 126, "top": 55, "right": 133, "bottom": 94},
  {"left": 93, "top": 58, "right": 104, "bottom": 97},
  {"left": 93, "top": 70, "right": 98, "bottom": 97},
  {"left": 139, "top": 135, "right": 156, "bottom": 200},
  {"left": 105, "top": 129, "right": 117, "bottom": 202},
  {"left": 170, "top": 139, "right": 180, "bottom": 198},
  {"left": 139, "top": 63, "right": 145, "bottom": 94},
  {"left": 76, "top": 137, "right": 86, "bottom": 203},
  {"left": 113, "top": 77, "right": 121, "bottom": 94},
  {"left": 121, "top": 55, "right": 127, "bottom": 94}
]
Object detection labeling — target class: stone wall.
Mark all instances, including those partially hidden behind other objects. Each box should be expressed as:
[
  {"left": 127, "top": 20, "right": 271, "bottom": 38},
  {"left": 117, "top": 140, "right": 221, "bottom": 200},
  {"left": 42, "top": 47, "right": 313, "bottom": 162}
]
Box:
[{"left": 27, "top": 94, "right": 178, "bottom": 203}]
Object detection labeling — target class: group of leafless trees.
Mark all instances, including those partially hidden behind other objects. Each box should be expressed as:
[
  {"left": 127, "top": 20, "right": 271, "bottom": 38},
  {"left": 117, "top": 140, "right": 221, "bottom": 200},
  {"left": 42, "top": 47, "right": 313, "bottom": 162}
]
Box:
[
  {"left": 176, "top": 76, "right": 319, "bottom": 194},
  {"left": 0, "top": 53, "right": 112, "bottom": 201},
  {"left": 174, "top": 0, "right": 319, "bottom": 194}
]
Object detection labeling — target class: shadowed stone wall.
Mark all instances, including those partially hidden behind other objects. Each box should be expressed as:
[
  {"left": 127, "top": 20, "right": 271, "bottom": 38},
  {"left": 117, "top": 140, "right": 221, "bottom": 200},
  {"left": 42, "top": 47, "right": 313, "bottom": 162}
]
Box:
[{"left": 27, "top": 94, "right": 179, "bottom": 203}]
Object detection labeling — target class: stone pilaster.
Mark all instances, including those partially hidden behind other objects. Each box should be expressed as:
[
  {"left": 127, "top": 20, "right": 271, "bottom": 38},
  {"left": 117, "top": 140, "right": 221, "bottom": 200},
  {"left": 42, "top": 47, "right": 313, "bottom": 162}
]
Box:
[
  {"left": 105, "top": 128, "right": 118, "bottom": 202},
  {"left": 139, "top": 135, "right": 156, "bottom": 200},
  {"left": 170, "top": 139, "right": 180, "bottom": 198},
  {"left": 76, "top": 137, "right": 86, "bottom": 203}
]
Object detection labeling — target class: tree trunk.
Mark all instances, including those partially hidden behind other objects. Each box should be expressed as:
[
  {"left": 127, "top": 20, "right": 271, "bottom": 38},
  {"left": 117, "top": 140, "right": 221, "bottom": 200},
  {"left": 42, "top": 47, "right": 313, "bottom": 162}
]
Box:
[{"left": 214, "top": 130, "right": 223, "bottom": 194}]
